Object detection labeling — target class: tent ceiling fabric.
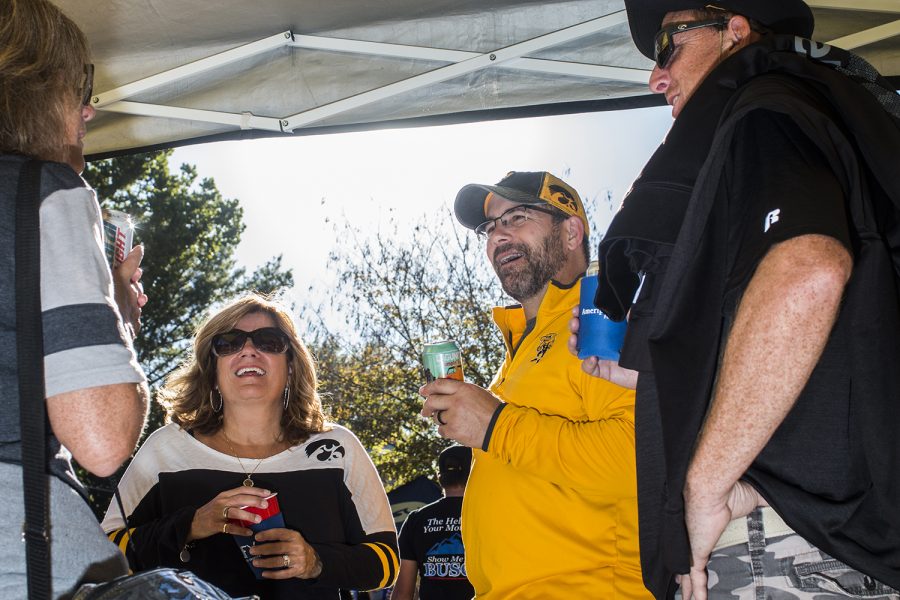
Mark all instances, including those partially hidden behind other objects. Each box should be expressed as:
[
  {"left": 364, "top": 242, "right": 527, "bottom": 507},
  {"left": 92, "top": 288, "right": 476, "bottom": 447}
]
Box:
[{"left": 52, "top": 0, "right": 900, "bottom": 158}]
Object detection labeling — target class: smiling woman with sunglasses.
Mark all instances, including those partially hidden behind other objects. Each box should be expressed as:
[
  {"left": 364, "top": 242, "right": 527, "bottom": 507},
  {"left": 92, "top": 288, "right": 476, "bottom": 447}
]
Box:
[{"left": 102, "top": 293, "right": 399, "bottom": 599}]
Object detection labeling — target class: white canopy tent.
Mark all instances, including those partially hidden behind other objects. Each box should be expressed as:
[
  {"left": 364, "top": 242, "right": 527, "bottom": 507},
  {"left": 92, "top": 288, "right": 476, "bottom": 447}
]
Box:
[{"left": 52, "top": 0, "right": 900, "bottom": 159}]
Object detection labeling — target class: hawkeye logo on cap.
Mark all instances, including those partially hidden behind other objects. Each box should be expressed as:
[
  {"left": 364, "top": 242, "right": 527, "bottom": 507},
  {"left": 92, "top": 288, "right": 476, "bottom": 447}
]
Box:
[
  {"left": 540, "top": 173, "right": 581, "bottom": 216},
  {"left": 548, "top": 184, "right": 579, "bottom": 212},
  {"left": 539, "top": 173, "right": 589, "bottom": 237}
]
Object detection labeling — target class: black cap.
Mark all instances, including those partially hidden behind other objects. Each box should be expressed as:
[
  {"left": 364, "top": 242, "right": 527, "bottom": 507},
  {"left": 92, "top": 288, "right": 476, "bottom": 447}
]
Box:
[
  {"left": 625, "top": 0, "right": 815, "bottom": 61},
  {"left": 438, "top": 444, "right": 472, "bottom": 476},
  {"left": 454, "top": 171, "right": 589, "bottom": 237}
]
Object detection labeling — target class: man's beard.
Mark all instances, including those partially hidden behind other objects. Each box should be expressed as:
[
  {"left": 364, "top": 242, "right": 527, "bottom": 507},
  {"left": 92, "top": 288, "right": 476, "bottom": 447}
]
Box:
[{"left": 492, "top": 226, "right": 566, "bottom": 303}]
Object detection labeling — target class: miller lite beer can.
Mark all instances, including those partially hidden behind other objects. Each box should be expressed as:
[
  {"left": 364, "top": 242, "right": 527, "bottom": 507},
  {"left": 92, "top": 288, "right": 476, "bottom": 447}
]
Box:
[
  {"left": 102, "top": 209, "right": 134, "bottom": 267},
  {"left": 422, "top": 340, "right": 465, "bottom": 382}
]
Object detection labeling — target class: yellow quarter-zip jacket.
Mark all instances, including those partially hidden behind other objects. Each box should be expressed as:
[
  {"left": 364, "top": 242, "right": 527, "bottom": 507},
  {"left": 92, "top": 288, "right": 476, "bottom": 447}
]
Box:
[{"left": 462, "top": 277, "right": 649, "bottom": 599}]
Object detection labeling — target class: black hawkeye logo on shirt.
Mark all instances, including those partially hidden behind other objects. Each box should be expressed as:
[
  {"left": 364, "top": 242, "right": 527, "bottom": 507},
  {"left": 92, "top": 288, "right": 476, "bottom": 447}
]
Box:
[
  {"left": 531, "top": 333, "right": 556, "bottom": 364},
  {"left": 305, "top": 439, "right": 345, "bottom": 462}
]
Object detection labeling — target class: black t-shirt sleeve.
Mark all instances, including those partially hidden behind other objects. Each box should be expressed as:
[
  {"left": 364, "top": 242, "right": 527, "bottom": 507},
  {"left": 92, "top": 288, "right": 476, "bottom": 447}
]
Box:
[
  {"left": 725, "top": 109, "right": 851, "bottom": 291},
  {"left": 397, "top": 509, "right": 419, "bottom": 561}
]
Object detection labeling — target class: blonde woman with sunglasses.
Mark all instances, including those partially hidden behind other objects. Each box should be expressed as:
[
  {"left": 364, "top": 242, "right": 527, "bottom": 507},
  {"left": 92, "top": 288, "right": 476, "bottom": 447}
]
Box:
[{"left": 103, "top": 294, "right": 398, "bottom": 599}]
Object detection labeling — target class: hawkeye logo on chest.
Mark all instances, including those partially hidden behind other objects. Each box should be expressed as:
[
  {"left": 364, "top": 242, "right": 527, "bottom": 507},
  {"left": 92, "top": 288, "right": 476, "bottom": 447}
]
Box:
[
  {"left": 306, "top": 439, "right": 345, "bottom": 462},
  {"left": 531, "top": 333, "right": 556, "bottom": 364}
]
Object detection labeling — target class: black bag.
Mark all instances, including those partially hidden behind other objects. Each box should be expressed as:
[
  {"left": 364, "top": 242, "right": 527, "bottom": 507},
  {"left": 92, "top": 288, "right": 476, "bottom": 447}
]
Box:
[{"left": 72, "top": 568, "right": 255, "bottom": 600}]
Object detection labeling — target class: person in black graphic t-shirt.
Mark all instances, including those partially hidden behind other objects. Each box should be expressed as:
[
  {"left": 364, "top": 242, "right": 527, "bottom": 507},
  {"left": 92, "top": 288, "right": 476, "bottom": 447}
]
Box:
[{"left": 392, "top": 445, "right": 473, "bottom": 600}]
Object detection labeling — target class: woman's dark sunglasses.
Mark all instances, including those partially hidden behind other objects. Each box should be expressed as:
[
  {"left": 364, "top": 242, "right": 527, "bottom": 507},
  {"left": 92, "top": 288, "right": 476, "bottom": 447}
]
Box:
[
  {"left": 211, "top": 327, "right": 290, "bottom": 357},
  {"left": 80, "top": 64, "right": 94, "bottom": 106},
  {"left": 653, "top": 17, "right": 728, "bottom": 69}
]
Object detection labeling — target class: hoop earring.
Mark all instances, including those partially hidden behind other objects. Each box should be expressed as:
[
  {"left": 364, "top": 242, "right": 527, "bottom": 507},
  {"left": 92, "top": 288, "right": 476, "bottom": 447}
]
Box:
[
  {"left": 282, "top": 384, "right": 290, "bottom": 411},
  {"left": 210, "top": 388, "right": 223, "bottom": 413}
]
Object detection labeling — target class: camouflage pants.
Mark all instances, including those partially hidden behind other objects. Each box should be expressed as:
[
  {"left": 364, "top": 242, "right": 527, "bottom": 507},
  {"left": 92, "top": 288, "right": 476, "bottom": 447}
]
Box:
[{"left": 675, "top": 508, "right": 899, "bottom": 599}]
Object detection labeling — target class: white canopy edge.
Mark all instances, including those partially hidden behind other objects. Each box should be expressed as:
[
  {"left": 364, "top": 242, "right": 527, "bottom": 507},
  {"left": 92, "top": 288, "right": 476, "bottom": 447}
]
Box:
[{"left": 55, "top": 0, "right": 899, "bottom": 158}]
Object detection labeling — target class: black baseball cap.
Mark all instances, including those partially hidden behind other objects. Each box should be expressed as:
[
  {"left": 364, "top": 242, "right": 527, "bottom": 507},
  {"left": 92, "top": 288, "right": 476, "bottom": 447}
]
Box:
[
  {"left": 625, "top": 0, "right": 815, "bottom": 61},
  {"left": 454, "top": 171, "right": 590, "bottom": 238},
  {"left": 438, "top": 444, "right": 472, "bottom": 476}
]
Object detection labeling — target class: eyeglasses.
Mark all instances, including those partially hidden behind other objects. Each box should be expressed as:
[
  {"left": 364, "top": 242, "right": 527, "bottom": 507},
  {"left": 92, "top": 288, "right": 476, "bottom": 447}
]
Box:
[
  {"left": 211, "top": 327, "right": 290, "bottom": 357},
  {"left": 80, "top": 64, "right": 94, "bottom": 106},
  {"left": 653, "top": 17, "right": 728, "bottom": 69},
  {"left": 474, "top": 204, "right": 557, "bottom": 237}
]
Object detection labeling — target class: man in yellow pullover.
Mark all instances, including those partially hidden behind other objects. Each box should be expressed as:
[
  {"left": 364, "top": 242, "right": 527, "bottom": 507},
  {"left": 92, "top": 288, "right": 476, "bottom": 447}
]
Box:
[{"left": 420, "top": 171, "right": 650, "bottom": 598}]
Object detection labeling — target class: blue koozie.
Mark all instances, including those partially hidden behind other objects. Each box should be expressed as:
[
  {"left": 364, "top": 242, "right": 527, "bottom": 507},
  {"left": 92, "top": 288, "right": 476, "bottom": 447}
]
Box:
[
  {"left": 577, "top": 271, "right": 627, "bottom": 361},
  {"left": 230, "top": 493, "right": 286, "bottom": 579}
]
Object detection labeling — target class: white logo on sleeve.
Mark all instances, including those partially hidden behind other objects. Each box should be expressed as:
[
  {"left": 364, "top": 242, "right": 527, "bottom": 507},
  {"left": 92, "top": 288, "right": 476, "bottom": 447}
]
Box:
[{"left": 764, "top": 208, "right": 781, "bottom": 232}]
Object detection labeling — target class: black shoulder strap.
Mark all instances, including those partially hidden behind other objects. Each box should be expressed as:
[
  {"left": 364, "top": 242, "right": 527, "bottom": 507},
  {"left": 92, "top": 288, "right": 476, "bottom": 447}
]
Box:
[{"left": 15, "top": 159, "right": 52, "bottom": 600}]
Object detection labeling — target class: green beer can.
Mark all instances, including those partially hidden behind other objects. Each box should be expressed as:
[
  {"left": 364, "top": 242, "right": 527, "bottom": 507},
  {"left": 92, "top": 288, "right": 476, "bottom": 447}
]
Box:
[{"left": 422, "top": 340, "right": 465, "bottom": 382}]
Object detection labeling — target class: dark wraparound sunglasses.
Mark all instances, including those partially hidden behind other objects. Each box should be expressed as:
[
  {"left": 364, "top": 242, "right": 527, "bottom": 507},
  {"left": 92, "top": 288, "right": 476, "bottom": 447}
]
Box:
[
  {"left": 211, "top": 327, "right": 290, "bottom": 357},
  {"left": 654, "top": 17, "right": 729, "bottom": 69},
  {"left": 80, "top": 63, "right": 94, "bottom": 106}
]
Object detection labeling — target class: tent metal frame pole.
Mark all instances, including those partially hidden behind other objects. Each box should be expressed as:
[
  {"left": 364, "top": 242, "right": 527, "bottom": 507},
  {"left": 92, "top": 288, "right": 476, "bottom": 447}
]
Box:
[
  {"left": 282, "top": 11, "right": 630, "bottom": 129},
  {"left": 92, "top": 11, "right": 643, "bottom": 133},
  {"left": 289, "top": 33, "right": 650, "bottom": 84},
  {"left": 97, "top": 102, "right": 285, "bottom": 131},
  {"left": 828, "top": 20, "right": 900, "bottom": 50},
  {"left": 809, "top": 0, "right": 900, "bottom": 51},
  {"left": 92, "top": 31, "right": 294, "bottom": 109}
]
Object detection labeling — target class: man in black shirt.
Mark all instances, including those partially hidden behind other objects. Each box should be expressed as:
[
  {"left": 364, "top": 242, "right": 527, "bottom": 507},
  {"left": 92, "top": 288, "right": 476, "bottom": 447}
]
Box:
[
  {"left": 392, "top": 445, "right": 473, "bottom": 600},
  {"left": 574, "top": 0, "right": 900, "bottom": 598}
]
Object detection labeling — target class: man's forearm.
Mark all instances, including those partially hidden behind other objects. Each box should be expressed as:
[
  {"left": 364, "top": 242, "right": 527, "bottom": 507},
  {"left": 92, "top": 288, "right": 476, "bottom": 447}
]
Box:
[
  {"left": 686, "top": 235, "right": 851, "bottom": 500},
  {"left": 390, "top": 560, "right": 418, "bottom": 600},
  {"left": 488, "top": 402, "right": 636, "bottom": 494}
]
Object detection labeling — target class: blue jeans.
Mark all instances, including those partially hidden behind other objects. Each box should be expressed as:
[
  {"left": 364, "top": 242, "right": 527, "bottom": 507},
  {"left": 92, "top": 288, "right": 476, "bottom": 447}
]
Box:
[{"left": 676, "top": 508, "right": 898, "bottom": 599}]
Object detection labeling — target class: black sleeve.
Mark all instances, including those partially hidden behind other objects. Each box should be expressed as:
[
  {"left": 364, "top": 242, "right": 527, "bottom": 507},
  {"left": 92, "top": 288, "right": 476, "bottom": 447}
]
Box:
[
  {"left": 304, "top": 430, "right": 400, "bottom": 591},
  {"left": 397, "top": 509, "right": 420, "bottom": 561},
  {"left": 106, "top": 487, "right": 196, "bottom": 571},
  {"left": 311, "top": 530, "right": 399, "bottom": 591},
  {"left": 725, "top": 109, "right": 851, "bottom": 291}
]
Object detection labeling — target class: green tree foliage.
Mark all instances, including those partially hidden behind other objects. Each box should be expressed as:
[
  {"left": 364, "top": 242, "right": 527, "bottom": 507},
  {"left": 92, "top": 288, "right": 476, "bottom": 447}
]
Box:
[
  {"left": 305, "top": 209, "right": 506, "bottom": 490},
  {"left": 86, "top": 150, "right": 293, "bottom": 389},
  {"left": 80, "top": 150, "right": 293, "bottom": 516}
]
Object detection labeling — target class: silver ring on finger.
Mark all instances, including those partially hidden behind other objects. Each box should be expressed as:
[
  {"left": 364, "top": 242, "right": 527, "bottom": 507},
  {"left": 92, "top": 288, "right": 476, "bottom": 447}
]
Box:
[
  {"left": 435, "top": 410, "right": 447, "bottom": 425},
  {"left": 283, "top": 554, "right": 291, "bottom": 568}
]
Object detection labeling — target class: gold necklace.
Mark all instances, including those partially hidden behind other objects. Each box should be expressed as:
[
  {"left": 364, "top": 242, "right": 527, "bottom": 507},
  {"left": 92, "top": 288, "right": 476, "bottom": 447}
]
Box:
[{"left": 221, "top": 429, "right": 267, "bottom": 487}]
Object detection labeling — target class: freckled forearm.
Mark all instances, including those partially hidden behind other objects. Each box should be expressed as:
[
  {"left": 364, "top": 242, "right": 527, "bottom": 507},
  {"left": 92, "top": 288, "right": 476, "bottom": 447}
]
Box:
[{"left": 686, "top": 235, "right": 851, "bottom": 499}]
